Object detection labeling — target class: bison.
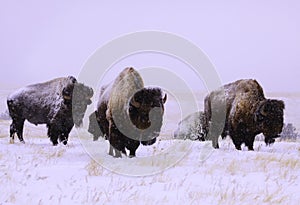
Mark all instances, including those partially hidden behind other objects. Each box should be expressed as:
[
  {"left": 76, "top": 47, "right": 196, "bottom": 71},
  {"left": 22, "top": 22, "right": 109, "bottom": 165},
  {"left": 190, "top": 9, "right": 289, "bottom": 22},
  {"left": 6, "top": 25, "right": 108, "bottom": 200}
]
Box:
[
  {"left": 174, "top": 111, "right": 208, "bottom": 141},
  {"left": 88, "top": 85, "right": 109, "bottom": 141},
  {"left": 88, "top": 67, "right": 167, "bottom": 158},
  {"left": 7, "top": 76, "right": 93, "bottom": 145},
  {"left": 204, "top": 79, "right": 285, "bottom": 150}
]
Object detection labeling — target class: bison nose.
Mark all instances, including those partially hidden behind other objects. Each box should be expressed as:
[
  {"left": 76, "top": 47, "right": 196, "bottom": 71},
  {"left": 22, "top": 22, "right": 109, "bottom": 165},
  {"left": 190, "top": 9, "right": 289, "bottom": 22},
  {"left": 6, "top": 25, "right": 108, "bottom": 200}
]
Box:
[{"left": 141, "top": 118, "right": 150, "bottom": 124}]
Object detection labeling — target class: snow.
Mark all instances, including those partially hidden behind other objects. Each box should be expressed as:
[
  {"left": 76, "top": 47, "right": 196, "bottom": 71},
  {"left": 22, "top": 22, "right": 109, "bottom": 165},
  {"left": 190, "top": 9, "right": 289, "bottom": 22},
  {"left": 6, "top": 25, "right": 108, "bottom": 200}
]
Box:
[
  {"left": 0, "top": 131, "right": 300, "bottom": 204},
  {"left": 0, "top": 90, "right": 300, "bottom": 204}
]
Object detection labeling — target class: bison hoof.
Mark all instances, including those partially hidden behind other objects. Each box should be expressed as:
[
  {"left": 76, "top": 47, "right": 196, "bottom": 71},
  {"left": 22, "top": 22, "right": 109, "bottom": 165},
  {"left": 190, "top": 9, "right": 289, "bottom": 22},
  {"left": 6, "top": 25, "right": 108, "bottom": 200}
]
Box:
[
  {"left": 114, "top": 155, "right": 122, "bottom": 158},
  {"left": 9, "top": 138, "right": 14, "bottom": 144},
  {"left": 213, "top": 144, "right": 219, "bottom": 149},
  {"left": 129, "top": 155, "right": 135, "bottom": 158},
  {"left": 265, "top": 138, "right": 275, "bottom": 146},
  {"left": 20, "top": 140, "right": 25, "bottom": 144},
  {"left": 235, "top": 146, "right": 242, "bottom": 150},
  {"left": 62, "top": 140, "right": 68, "bottom": 145}
]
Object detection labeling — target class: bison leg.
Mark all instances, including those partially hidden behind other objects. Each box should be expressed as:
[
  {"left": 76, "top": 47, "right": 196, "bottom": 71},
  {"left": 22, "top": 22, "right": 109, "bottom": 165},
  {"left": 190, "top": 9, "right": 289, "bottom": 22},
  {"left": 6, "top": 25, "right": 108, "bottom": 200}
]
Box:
[
  {"left": 245, "top": 136, "right": 255, "bottom": 151},
  {"left": 59, "top": 133, "right": 68, "bottom": 145},
  {"left": 59, "top": 125, "right": 73, "bottom": 145},
  {"left": 128, "top": 149, "right": 137, "bottom": 158},
  {"left": 231, "top": 136, "right": 242, "bottom": 150},
  {"left": 10, "top": 118, "right": 25, "bottom": 143},
  {"left": 108, "top": 120, "right": 125, "bottom": 158},
  {"left": 221, "top": 131, "right": 227, "bottom": 139},
  {"left": 234, "top": 143, "right": 242, "bottom": 150},
  {"left": 126, "top": 139, "right": 140, "bottom": 158},
  {"left": 108, "top": 144, "right": 122, "bottom": 158},
  {"left": 9, "top": 123, "right": 15, "bottom": 144},
  {"left": 47, "top": 124, "right": 59, "bottom": 146},
  {"left": 114, "top": 149, "right": 122, "bottom": 158},
  {"left": 109, "top": 144, "right": 114, "bottom": 156},
  {"left": 211, "top": 135, "right": 219, "bottom": 149},
  {"left": 16, "top": 119, "right": 25, "bottom": 143},
  {"left": 9, "top": 121, "right": 17, "bottom": 143}
]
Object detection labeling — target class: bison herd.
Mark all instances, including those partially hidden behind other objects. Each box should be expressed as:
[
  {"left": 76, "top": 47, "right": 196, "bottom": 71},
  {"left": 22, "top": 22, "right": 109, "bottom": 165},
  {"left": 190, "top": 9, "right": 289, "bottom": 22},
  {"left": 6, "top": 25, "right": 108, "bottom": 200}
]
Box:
[{"left": 6, "top": 67, "right": 285, "bottom": 157}]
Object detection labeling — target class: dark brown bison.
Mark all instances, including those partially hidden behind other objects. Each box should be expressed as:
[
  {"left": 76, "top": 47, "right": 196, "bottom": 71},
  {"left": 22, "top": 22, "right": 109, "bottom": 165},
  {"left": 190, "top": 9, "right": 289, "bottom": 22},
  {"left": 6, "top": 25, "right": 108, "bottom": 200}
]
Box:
[
  {"left": 89, "top": 67, "right": 167, "bottom": 158},
  {"left": 204, "top": 79, "right": 285, "bottom": 150},
  {"left": 7, "top": 76, "right": 93, "bottom": 145}
]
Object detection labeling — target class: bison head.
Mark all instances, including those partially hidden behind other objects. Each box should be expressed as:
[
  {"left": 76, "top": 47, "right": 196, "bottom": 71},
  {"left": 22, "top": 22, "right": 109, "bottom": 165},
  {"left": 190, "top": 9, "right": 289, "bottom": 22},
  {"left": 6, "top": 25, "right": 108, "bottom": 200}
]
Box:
[
  {"left": 255, "top": 99, "right": 285, "bottom": 145},
  {"left": 63, "top": 81, "right": 93, "bottom": 127},
  {"left": 129, "top": 88, "right": 167, "bottom": 143}
]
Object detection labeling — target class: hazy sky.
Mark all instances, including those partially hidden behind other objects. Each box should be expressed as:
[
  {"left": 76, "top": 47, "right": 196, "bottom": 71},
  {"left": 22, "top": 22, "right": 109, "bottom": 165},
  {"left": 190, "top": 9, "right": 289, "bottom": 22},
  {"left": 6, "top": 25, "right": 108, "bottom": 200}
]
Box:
[{"left": 1, "top": 1, "right": 299, "bottom": 92}]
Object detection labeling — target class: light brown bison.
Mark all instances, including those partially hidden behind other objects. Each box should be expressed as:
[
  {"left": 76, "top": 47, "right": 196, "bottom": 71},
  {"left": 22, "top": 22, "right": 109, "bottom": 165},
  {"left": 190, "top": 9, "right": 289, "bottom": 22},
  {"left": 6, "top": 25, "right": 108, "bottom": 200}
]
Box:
[
  {"left": 7, "top": 76, "right": 93, "bottom": 145},
  {"left": 204, "top": 79, "right": 285, "bottom": 150},
  {"left": 89, "top": 67, "right": 167, "bottom": 158}
]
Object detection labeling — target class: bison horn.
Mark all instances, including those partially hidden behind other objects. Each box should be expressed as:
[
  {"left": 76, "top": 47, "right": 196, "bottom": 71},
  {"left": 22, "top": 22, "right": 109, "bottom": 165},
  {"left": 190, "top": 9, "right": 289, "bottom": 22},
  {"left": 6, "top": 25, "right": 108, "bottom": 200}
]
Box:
[
  {"left": 260, "top": 103, "right": 268, "bottom": 117},
  {"left": 63, "top": 95, "right": 72, "bottom": 100},
  {"left": 88, "top": 87, "right": 94, "bottom": 98},
  {"left": 131, "top": 97, "right": 140, "bottom": 108},
  {"left": 163, "top": 94, "right": 167, "bottom": 104},
  {"left": 260, "top": 109, "right": 267, "bottom": 117}
]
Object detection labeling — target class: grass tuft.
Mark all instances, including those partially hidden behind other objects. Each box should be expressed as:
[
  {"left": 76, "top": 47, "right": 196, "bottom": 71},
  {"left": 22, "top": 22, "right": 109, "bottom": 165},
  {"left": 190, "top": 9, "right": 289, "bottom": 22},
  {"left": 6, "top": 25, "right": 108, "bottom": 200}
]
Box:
[{"left": 85, "top": 160, "right": 104, "bottom": 176}]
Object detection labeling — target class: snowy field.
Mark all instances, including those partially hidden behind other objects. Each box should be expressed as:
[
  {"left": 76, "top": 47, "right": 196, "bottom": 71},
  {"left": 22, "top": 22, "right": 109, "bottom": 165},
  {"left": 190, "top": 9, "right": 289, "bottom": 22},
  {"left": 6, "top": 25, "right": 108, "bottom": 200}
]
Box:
[{"left": 0, "top": 90, "right": 300, "bottom": 204}]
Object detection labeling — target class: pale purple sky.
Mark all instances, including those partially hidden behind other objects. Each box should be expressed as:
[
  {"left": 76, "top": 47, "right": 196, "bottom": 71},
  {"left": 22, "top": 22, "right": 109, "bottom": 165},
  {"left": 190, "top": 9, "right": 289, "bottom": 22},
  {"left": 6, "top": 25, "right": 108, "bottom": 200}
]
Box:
[{"left": 1, "top": 1, "right": 299, "bottom": 92}]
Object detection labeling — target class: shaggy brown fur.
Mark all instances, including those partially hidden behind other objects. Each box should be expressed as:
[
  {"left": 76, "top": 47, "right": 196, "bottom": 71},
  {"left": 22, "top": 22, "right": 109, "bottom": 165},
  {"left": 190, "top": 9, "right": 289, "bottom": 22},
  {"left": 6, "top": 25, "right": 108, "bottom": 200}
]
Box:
[
  {"left": 90, "top": 67, "right": 167, "bottom": 158},
  {"left": 204, "top": 79, "right": 285, "bottom": 150}
]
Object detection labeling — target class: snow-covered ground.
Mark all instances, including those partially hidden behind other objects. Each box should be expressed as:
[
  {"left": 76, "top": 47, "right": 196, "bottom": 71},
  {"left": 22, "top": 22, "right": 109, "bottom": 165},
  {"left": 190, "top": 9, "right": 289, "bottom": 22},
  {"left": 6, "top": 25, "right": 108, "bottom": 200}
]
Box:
[
  {"left": 0, "top": 90, "right": 300, "bottom": 204},
  {"left": 0, "top": 133, "right": 300, "bottom": 205}
]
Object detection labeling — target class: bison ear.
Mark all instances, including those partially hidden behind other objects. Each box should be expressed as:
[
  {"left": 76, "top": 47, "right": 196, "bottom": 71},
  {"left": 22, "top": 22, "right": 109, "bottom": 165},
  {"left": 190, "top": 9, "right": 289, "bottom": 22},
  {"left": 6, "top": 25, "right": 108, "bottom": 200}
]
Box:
[{"left": 163, "top": 94, "right": 167, "bottom": 104}]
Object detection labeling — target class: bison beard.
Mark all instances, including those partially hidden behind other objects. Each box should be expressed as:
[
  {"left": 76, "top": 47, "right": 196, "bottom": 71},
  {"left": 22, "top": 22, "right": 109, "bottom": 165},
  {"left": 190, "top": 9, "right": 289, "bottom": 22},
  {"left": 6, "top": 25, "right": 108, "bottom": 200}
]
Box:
[
  {"left": 89, "top": 67, "right": 167, "bottom": 158},
  {"left": 108, "top": 88, "right": 166, "bottom": 158},
  {"left": 204, "top": 79, "right": 285, "bottom": 150},
  {"left": 7, "top": 76, "right": 93, "bottom": 145}
]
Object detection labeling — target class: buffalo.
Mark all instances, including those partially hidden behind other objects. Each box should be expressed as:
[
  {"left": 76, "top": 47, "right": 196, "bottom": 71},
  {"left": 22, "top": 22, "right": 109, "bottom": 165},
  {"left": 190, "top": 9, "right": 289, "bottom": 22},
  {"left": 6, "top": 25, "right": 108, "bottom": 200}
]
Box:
[
  {"left": 88, "top": 67, "right": 167, "bottom": 158},
  {"left": 204, "top": 79, "right": 285, "bottom": 150},
  {"left": 7, "top": 76, "right": 93, "bottom": 145},
  {"left": 174, "top": 111, "right": 208, "bottom": 141}
]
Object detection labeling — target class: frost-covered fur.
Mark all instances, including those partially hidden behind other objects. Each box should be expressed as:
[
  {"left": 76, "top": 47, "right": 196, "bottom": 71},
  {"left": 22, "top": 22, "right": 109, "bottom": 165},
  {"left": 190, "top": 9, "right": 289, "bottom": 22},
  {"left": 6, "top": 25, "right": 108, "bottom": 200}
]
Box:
[
  {"left": 204, "top": 79, "right": 285, "bottom": 150},
  {"left": 7, "top": 76, "right": 93, "bottom": 145},
  {"left": 90, "top": 67, "right": 167, "bottom": 158},
  {"left": 174, "top": 111, "right": 208, "bottom": 141}
]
